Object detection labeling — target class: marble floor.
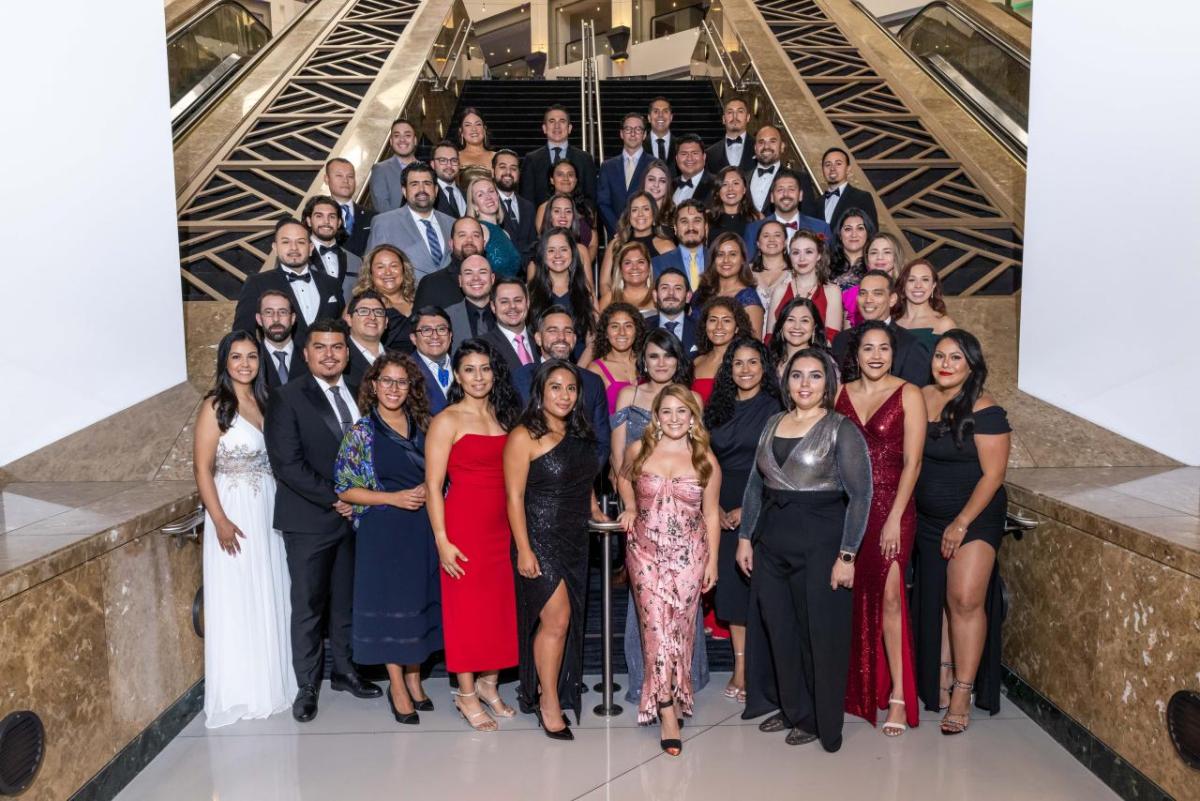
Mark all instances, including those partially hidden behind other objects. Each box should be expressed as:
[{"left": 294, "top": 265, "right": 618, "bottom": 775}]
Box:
[{"left": 115, "top": 674, "right": 1118, "bottom": 801}]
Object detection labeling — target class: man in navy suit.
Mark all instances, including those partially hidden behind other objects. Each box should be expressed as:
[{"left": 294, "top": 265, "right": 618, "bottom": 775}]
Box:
[
  {"left": 365, "top": 163, "right": 454, "bottom": 281},
  {"left": 368, "top": 118, "right": 420, "bottom": 212},
  {"left": 704, "top": 97, "right": 757, "bottom": 176},
  {"left": 494, "top": 149, "right": 538, "bottom": 263},
  {"left": 597, "top": 111, "right": 652, "bottom": 236},
  {"left": 804, "top": 146, "right": 879, "bottom": 229},
  {"left": 744, "top": 169, "right": 833, "bottom": 259},
  {"left": 519, "top": 105, "right": 597, "bottom": 208},
  {"left": 408, "top": 306, "right": 455, "bottom": 414},
  {"left": 324, "top": 157, "right": 375, "bottom": 257},
  {"left": 651, "top": 200, "right": 709, "bottom": 289},
  {"left": 513, "top": 305, "right": 610, "bottom": 465},
  {"left": 644, "top": 268, "right": 697, "bottom": 353}
]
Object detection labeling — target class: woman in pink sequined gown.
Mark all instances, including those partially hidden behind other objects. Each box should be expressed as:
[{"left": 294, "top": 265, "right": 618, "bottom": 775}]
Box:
[{"left": 617, "top": 384, "right": 722, "bottom": 756}]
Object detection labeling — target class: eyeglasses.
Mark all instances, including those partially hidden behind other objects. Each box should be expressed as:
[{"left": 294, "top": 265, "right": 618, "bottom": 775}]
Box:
[
  {"left": 416, "top": 325, "right": 450, "bottom": 337},
  {"left": 352, "top": 308, "right": 387, "bottom": 318},
  {"left": 259, "top": 309, "right": 293, "bottom": 319},
  {"left": 375, "top": 377, "right": 410, "bottom": 389},
  {"left": 432, "top": 157, "right": 460, "bottom": 165}
]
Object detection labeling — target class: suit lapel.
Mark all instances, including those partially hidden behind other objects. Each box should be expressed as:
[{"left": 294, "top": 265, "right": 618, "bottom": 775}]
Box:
[{"left": 300, "top": 376, "right": 345, "bottom": 444}]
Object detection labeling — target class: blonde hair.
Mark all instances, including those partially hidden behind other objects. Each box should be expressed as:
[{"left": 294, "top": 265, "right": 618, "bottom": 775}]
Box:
[
  {"left": 627, "top": 384, "right": 714, "bottom": 487},
  {"left": 354, "top": 244, "right": 416, "bottom": 305},
  {"left": 463, "top": 174, "right": 506, "bottom": 225},
  {"left": 610, "top": 240, "right": 654, "bottom": 308}
]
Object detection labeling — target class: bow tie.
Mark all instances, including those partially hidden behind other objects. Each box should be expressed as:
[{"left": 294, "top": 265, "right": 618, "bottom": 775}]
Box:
[
  {"left": 823, "top": 187, "right": 842, "bottom": 200},
  {"left": 757, "top": 166, "right": 775, "bottom": 177},
  {"left": 783, "top": 220, "right": 799, "bottom": 230},
  {"left": 285, "top": 271, "right": 312, "bottom": 283},
  {"left": 318, "top": 245, "right": 336, "bottom": 256},
  {"left": 726, "top": 137, "right": 743, "bottom": 146},
  {"left": 678, "top": 178, "right": 694, "bottom": 188}
]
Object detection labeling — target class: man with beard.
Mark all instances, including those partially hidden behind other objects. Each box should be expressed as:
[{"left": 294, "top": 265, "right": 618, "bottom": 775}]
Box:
[
  {"left": 804, "top": 146, "right": 879, "bottom": 229},
  {"left": 493, "top": 149, "right": 537, "bottom": 262},
  {"left": 369, "top": 118, "right": 420, "bottom": 212},
  {"left": 234, "top": 218, "right": 344, "bottom": 346},
  {"left": 365, "top": 163, "right": 454, "bottom": 281},
  {"left": 705, "top": 97, "right": 757, "bottom": 176},
  {"left": 445, "top": 255, "right": 495, "bottom": 353},
  {"left": 412, "top": 216, "right": 486, "bottom": 310},
  {"left": 343, "top": 290, "right": 387, "bottom": 387},
  {"left": 645, "top": 268, "right": 697, "bottom": 354},
  {"left": 744, "top": 168, "right": 832, "bottom": 259},
  {"left": 431, "top": 141, "right": 467, "bottom": 218},
  {"left": 747, "top": 125, "right": 790, "bottom": 213},
  {"left": 651, "top": 200, "right": 709, "bottom": 290},
  {"left": 257, "top": 290, "right": 310, "bottom": 389},
  {"left": 324, "top": 157, "right": 374, "bottom": 257},
  {"left": 303, "top": 194, "right": 361, "bottom": 302},
  {"left": 512, "top": 305, "right": 609, "bottom": 465}
]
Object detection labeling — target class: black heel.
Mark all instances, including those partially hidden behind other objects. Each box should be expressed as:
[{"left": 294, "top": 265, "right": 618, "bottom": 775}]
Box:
[
  {"left": 535, "top": 708, "right": 575, "bottom": 741},
  {"left": 387, "top": 686, "right": 419, "bottom": 725},
  {"left": 657, "top": 700, "right": 682, "bottom": 756}
]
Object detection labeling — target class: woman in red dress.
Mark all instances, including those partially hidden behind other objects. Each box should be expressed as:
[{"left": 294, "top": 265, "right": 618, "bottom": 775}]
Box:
[
  {"left": 425, "top": 339, "right": 523, "bottom": 732},
  {"left": 835, "top": 321, "right": 927, "bottom": 735}
]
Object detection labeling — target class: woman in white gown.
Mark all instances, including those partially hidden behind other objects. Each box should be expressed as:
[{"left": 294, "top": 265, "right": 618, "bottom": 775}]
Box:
[{"left": 194, "top": 330, "right": 298, "bottom": 727}]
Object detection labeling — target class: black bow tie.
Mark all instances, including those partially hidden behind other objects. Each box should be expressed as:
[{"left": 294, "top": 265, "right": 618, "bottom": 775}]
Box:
[
  {"left": 318, "top": 245, "right": 336, "bottom": 256},
  {"left": 824, "top": 187, "right": 842, "bottom": 200},
  {"left": 678, "top": 178, "right": 694, "bottom": 188},
  {"left": 757, "top": 166, "right": 775, "bottom": 177},
  {"left": 726, "top": 137, "right": 743, "bottom": 146},
  {"left": 285, "top": 271, "right": 312, "bottom": 283}
]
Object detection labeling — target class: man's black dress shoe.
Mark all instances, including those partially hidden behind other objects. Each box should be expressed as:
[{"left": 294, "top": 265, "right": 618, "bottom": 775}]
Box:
[
  {"left": 786, "top": 727, "right": 818, "bottom": 746},
  {"left": 293, "top": 685, "right": 319, "bottom": 722},
  {"left": 330, "top": 672, "right": 383, "bottom": 698}
]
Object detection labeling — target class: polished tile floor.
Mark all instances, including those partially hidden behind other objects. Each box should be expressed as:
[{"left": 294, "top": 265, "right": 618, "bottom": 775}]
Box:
[{"left": 115, "top": 674, "right": 1118, "bottom": 801}]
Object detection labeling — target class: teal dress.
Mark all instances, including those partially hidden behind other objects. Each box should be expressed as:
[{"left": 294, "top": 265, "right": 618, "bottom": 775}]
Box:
[
  {"left": 482, "top": 220, "right": 522, "bottom": 278},
  {"left": 906, "top": 327, "right": 939, "bottom": 351}
]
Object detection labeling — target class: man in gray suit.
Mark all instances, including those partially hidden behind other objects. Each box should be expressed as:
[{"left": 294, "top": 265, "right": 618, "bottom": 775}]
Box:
[
  {"left": 368, "top": 118, "right": 420, "bottom": 212},
  {"left": 446, "top": 254, "right": 495, "bottom": 354},
  {"left": 303, "top": 195, "right": 361, "bottom": 303},
  {"left": 365, "top": 162, "right": 453, "bottom": 281}
]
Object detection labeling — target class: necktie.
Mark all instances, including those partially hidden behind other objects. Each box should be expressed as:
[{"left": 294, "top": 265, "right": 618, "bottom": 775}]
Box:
[
  {"left": 273, "top": 351, "right": 289, "bottom": 384},
  {"left": 444, "top": 186, "right": 460, "bottom": 216},
  {"left": 436, "top": 360, "right": 451, "bottom": 389},
  {"left": 726, "top": 137, "right": 743, "bottom": 147},
  {"left": 823, "top": 187, "right": 842, "bottom": 200},
  {"left": 421, "top": 218, "right": 443, "bottom": 263},
  {"left": 656, "top": 138, "right": 666, "bottom": 161},
  {"left": 514, "top": 334, "right": 532, "bottom": 365},
  {"left": 328, "top": 386, "right": 353, "bottom": 434},
  {"left": 664, "top": 320, "right": 679, "bottom": 337},
  {"left": 624, "top": 155, "right": 636, "bottom": 189},
  {"left": 502, "top": 197, "right": 515, "bottom": 220},
  {"left": 551, "top": 147, "right": 562, "bottom": 164},
  {"left": 341, "top": 203, "right": 354, "bottom": 234},
  {"left": 285, "top": 271, "right": 311, "bottom": 283},
  {"left": 687, "top": 249, "right": 700, "bottom": 290},
  {"left": 757, "top": 166, "right": 775, "bottom": 177}
]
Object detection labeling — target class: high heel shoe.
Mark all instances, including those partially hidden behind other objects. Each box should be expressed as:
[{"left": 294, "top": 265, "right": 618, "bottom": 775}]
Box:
[
  {"left": 657, "top": 700, "right": 682, "bottom": 756},
  {"left": 452, "top": 690, "right": 497, "bottom": 732},
  {"left": 535, "top": 708, "right": 575, "bottom": 741},
  {"left": 476, "top": 677, "right": 516, "bottom": 718},
  {"left": 387, "top": 685, "right": 419, "bottom": 725},
  {"left": 941, "top": 680, "right": 973, "bottom": 735},
  {"left": 405, "top": 680, "right": 434, "bottom": 712},
  {"left": 881, "top": 698, "right": 907, "bottom": 737}
]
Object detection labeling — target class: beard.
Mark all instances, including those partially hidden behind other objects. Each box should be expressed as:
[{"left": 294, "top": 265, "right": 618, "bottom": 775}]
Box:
[{"left": 263, "top": 323, "right": 292, "bottom": 343}]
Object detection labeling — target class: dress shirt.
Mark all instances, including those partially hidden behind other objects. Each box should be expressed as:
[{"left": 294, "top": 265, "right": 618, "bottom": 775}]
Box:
[
  {"left": 657, "top": 311, "right": 686, "bottom": 336},
  {"left": 824, "top": 181, "right": 848, "bottom": 223},
  {"left": 313, "top": 375, "right": 361, "bottom": 422},
  {"left": 623, "top": 149, "right": 641, "bottom": 188},
  {"left": 749, "top": 162, "right": 778, "bottom": 211},
  {"left": 438, "top": 179, "right": 465, "bottom": 217},
  {"left": 547, "top": 140, "right": 569, "bottom": 163},
  {"left": 281, "top": 266, "right": 319, "bottom": 323},
  {"left": 407, "top": 205, "right": 445, "bottom": 260},
  {"left": 351, "top": 338, "right": 381, "bottom": 365},
  {"left": 418, "top": 351, "right": 453, "bottom": 393},
  {"left": 652, "top": 133, "right": 672, "bottom": 162},
  {"left": 499, "top": 191, "right": 520, "bottom": 223},
  {"left": 464, "top": 301, "right": 495, "bottom": 337},
  {"left": 497, "top": 324, "right": 532, "bottom": 363},
  {"left": 268, "top": 339, "right": 296, "bottom": 378},
  {"left": 313, "top": 239, "right": 340, "bottom": 279},
  {"left": 724, "top": 134, "right": 745, "bottom": 170},
  {"left": 673, "top": 172, "right": 702, "bottom": 205},
  {"left": 775, "top": 212, "right": 801, "bottom": 245}
]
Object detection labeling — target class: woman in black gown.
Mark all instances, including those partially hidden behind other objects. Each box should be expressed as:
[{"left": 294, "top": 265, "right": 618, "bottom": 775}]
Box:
[
  {"left": 504, "top": 359, "right": 602, "bottom": 739},
  {"left": 913, "top": 329, "right": 1012, "bottom": 733},
  {"left": 704, "top": 337, "right": 782, "bottom": 702}
]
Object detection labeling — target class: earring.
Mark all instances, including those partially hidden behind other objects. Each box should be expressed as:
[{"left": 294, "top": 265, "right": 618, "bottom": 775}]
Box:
[
  {"left": 653, "top": 422, "right": 663, "bottom": 441},
  {"left": 687, "top": 421, "right": 696, "bottom": 440}
]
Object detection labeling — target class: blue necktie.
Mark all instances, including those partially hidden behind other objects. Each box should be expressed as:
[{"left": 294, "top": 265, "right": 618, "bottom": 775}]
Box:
[
  {"left": 436, "top": 360, "right": 450, "bottom": 389},
  {"left": 665, "top": 321, "right": 679, "bottom": 337},
  {"left": 341, "top": 203, "right": 354, "bottom": 234},
  {"left": 422, "top": 219, "right": 443, "bottom": 264}
]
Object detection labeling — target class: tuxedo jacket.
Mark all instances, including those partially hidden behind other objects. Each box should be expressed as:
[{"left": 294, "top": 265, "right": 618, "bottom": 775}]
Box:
[
  {"left": 597, "top": 150, "right": 652, "bottom": 235},
  {"left": 368, "top": 156, "right": 414, "bottom": 213},
  {"left": 674, "top": 171, "right": 716, "bottom": 206},
  {"left": 344, "top": 343, "right": 379, "bottom": 389},
  {"left": 263, "top": 344, "right": 310, "bottom": 391},
  {"left": 520, "top": 144, "right": 598, "bottom": 208},
  {"left": 743, "top": 213, "right": 834, "bottom": 260},
  {"left": 309, "top": 247, "right": 361, "bottom": 306},
  {"left": 513, "top": 362, "right": 610, "bottom": 465},
  {"left": 264, "top": 374, "right": 359, "bottom": 534},
  {"left": 804, "top": 183, "right": 880, "bottom": 230},
  {"left": 481, "top": 325, "right": 540, "bottom": 376},
  {"left": 445, "top": 300, "right": 493, "bottom": 354},
  {"left": 233, "top": 267, "right": 345, "bottom": 347},
  {"left": 340, "top": 202, "right": 375, "bottom": 258},
  {"left": 645, "top": 312, "right": 698, "bottom": 354},
  {"left": 414, "top": 356, "right": 451, "bottom": 415},
  {"left": 365, "top": 207, "right": 454, "bottom": 281},
  {"left": 704, "top": 136, "right": 757, "bottom": 176},
  {"left": 413, "top": 262, "right": 464, "bottom": 311},
  {"left": 832, "top": 323, "right": 931, "bottom": 387},
  {"left": 501, "top": 194, "right": 539, "bottom": 266}
]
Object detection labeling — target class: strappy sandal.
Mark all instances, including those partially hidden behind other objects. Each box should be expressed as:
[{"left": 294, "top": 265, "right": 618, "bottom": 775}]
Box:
[
  {"left": 476, "top": 677, "right": 516, "bottom": 718},
  {"left": 938, "top": 662, "right": 956, "bottom": 711},
  {"left": 452, "top": 690, "right": 497, "bottom": 732},
  {"left": 657, "top": 700, "right": 682, "bottom": 756},
  {"left": 940, "top": 680, "right": 973, "bottom": 735},
  {"left": 724, "top": 652, "right": 746, "bottom": 699},
  {"left": 882, "top": 698, "right": 907, "bottom": 737}
]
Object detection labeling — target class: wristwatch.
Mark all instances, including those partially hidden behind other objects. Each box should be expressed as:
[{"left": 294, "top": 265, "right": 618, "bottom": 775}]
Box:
[{"left": 838, "top": 550, "right": 855, "bottom": 563}]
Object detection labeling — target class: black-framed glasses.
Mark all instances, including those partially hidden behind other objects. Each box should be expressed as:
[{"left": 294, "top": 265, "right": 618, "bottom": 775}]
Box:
[
  {"left": 352, "top": 308, "right": 387, "bottom": 318},
  {"left": 416, "top": 325, "right": 450, "bottom": 337}
]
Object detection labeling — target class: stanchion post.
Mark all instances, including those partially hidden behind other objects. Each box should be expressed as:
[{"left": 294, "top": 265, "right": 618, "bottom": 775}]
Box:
[{"left": 590, "top": 512, "right": 624, "bottom": 717}]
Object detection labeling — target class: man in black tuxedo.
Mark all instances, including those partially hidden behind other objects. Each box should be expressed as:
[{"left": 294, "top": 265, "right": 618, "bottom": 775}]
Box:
[
  {"left": 671, "top": 135, "right": 715, "bottom": 206},
  {"left": 264, "top": 318, "right": 383, "bottom": 723},
  {"left": 481, "top": 276, "right": 538, "bottom": 376},
  {"left": 303, "top": 194, "right": 361, "bottom": 302},
  {"left": 412, "top": 216, "right": 486, "bottom": 311},
  {"left": 644, "top": 268, "right": 697, "bottom": 353},
  {"left": 805, "top": 146, "right": 879, "bottom": 229},
  {"left": 324, "top": 157, "right": 375, "bottom": 257},
  {"left": 431, "top": 141, "right": 467, "bottom": 218},
  {"left": 831, "top": 270, "right": 931, "bottom": 386},
  {"left": 256, "top": 290, "right": 310, "bottom": 390},
  {"left": 493, "top": 149, "right": 537, "bottom": 264},
  {"left": 344, "top": 291, "right": 386, "bottom": 387},
  {"left": 519, "top": 105, "right": 597, "bottom": 208},
  {"left": 234, "top": 218, "right": 344, "bottom": 347},
  {"left": 643, "top": 96, "right": 677, "bottom": 167},
  {"left": 705, "top": 97, "right": 757, "bottom": 175}
]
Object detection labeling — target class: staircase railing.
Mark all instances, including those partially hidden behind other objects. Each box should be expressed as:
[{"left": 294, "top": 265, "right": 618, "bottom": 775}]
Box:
[{"left": 578, "top": 20, "right": 605, "bottom": 163}]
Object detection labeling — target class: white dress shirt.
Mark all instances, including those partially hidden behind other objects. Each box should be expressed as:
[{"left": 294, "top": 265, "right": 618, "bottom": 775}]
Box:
[
  {"left": 407, "top": 205, "right": 445, "bottom": 259},
  {"left": 281, "top": 266, "right": 319, "bottom": 323},
  {"left": 497, "top": 325, "right": 533, "bottom": 364},
  {"left": 437, "top": 179, "right": 465, "bottom": 216},
  {"left": 313, "top": 239, "right": 340, "bottom": 280},
  {"left": 650, "top": 132, "right": 672, "bottom": 162},
  {"left": 774, "top": 212, "right": 801, "bottom": 245},
  {"left": 824, "top": 181, "right": 849, "bottom": 223},
  {"left": 673, "top": 171, "right": 702, "bottom": 205},
  {"left": 351, "top": 338, "right": 381, "bottom": 365},
  {"left": 313, "top": 375, "right": 360, "bottom": 423},
  {"left": 499, "top": 190, "right": 520, "bottom": 223},
  {"left": 749, "top": 162, "right": 779, "bottom": 211},
  {"left": 418, "top": 351, "right": 453, "bottom": 393},
  {"left": 724, "top": 133, "right": 746, "bottom": 170},
  {"left": 268, "top": 339, "right": 295, "bottom": 378}
]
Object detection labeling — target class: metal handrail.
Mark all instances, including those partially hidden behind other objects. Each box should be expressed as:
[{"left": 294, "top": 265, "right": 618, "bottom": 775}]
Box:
[
  {"left": 899, "top": 1, "right": 1030, "bottom": 67},
  {"left": 436, "top": 17, "right": 474, "bottom": 90},
  {"left": 698, "top": 18, "right": 739, "bottom": 90}
]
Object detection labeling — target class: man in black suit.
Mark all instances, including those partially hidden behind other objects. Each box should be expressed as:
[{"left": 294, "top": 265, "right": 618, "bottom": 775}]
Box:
[
  {"left": 805, "top": 146, "right": 879, "bottom": 229},
  {"left": 324, "top": 157, "right": 374, "bottom": 257},
  {"left": 519, "top": 105, "right": 597, "bottom": 208},
  {"left": 256, "top": 290, "right": 311, "bottom": 390},
  {"left": 303, "top": 194, "right": 361, "bottom": 303},
  {"left": 344, "top": 290, "right": 386, "bottom": 387},
  {"left": 431, "top": 141, "right": 467, "bottom": 218},
  {"left": 412, "top": 216, "right": 486, "bottom": 311},
  {"left": 643, "top": 96, "right": 677, "bottom": 166},
  {"left": 234, "top": 218, "right": 344, "bottom": 347},
  {"left": 705, "top": 97, "right": 757, "bottom": 175},
  {"left": 513, "top": 305, "right": 610, "bottom": 465},
  {"left": 264, "top": 318, "right": 383, "bottom": 723},
  {"left": 493, "top": 149, "right": 537, "bottom": 264},
  {"left": 445, "top": 255, "right": 496, "bottom": 354},
  {"left": 831, "top": 270, "right": 930, "bottom": 386},
  {"left": 644, "top": 268, "right": 697, "bottom": 353},
  {"left": 482, "top": 276, "right": 538, "bottom": 376},
  {"left": 671, "top": 135, "right": 715, "bottom": 207}
]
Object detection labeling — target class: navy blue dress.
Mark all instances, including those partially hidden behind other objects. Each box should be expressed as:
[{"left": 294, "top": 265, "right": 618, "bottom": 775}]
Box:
[{"left": 352, "top": 414, "right": 443, "bottom": 665}]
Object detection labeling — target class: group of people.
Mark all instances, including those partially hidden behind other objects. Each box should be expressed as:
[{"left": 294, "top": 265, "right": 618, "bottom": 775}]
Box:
[{"left": 195, "top": 94, "right": 1013, "bottom": 756}]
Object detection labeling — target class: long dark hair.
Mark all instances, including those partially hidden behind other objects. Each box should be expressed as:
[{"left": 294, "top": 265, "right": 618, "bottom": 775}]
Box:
[
  {"left": 637, "top": 328, "right": 693, "bottom": 385},
  {"left": 693, "top": 231, "right": 754, "bottom": 310},
  {"left": 206, "top": 330, "right": 269, "bottom": 433},
  {"left": 891, "top": 258, "right": 949, "bottom": 318},
  {"left": 593, "top": 301, "right": 647, "bottom": 361},
  {"left": 831, "top": 207, "right": 877, "bottom": 281},
  {"left": 518, "top": 359, "right": 595, "bottom": 441},
  {"left": 357, "top": 351, "right": 432, "bottom": 432},
  {"left": 840, "top": 320, "right": 896, "bottom": 382},
  {"left": 528, "top": 226, "right": 595, "bottom": 343},
  {"left": 694, "top": 295, "right": 754, "bottom": 355},
  {"left": 706, "top": 165, "right": 760, "bottom": 223},
  {"left": 781, "top": 347, "right": 840, "bottom": 411},
  {"left": 704, "top": 337, "right": 781, "bottom": 429},
  {"left": 769, "top": 296, "right": 829, "bottom": 364},
  {"left": 445, "top": 338, "right": 521, "bottom": 431},
  {"left": 933, "top": 328, "right": 988, "bottom": 448}
]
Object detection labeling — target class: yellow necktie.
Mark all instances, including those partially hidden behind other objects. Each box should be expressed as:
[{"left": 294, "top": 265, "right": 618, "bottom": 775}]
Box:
[
  {"left": 624, "top": 155, "right": 635, "bottom": 189},
  {"left": 688, "top": 249, "right": 700, "bottom": 290}
]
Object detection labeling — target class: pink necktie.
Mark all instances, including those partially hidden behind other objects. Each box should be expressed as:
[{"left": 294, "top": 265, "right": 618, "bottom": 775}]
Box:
[{"left": 514, "top": 334, "right": 532, "bottom": 365}]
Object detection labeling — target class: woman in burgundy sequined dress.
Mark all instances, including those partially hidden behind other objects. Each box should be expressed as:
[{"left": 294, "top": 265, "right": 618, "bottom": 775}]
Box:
[{"left": 835, "top": 321, "right": 927, "bottom": 734}]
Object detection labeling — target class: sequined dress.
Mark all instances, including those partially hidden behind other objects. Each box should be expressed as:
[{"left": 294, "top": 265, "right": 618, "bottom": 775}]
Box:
[
  {"left": 202, "top": 414, "right": 297, "bottom": 728},
  {"left": 836, "top": 386, "right": 919, "bottom": 727},
  {"left": 515, "top": 436, "right": 601, "bottom": 720}
]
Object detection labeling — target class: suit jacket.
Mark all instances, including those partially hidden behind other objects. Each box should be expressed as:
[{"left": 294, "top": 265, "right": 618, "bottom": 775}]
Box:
[
  {"left": 264, "top": 375, "right": 359, "bottom": 534},
  {"left": 704, "top": 136, "right": 757, "bottom": 176},
  {"left": 340, "top": 202, "right": 375, "bottom": 258},
  {"left": 344, "top": 341, "right": 381, "bottom": 389},
  {"left": 414, "top": 356, "right": 452, "bottom": 415},
  {"left": 519, "top": 144, "right": 597, "bottom": 208},
  {"left": 674, "top": 171, "right": 716, "bottom": 206},
  {"left": 832, "top": 323, "right": 931, "bottom": 387},
  {"left": 643, "top": 133, "right": 678, "bottom": 168},
  {"left": 651, "top": 246, "right": 707, "bottom": 288},
  {"left": 446, "top": 300, "right": 493, "bottom": 354},
  {"left": 368, "top": 156, "right": 414, "bottom": 213},
  {"left": 645, "top": 312, "right": 697, "bottom": 354},
  {"left": 743, "top": 213, "right": 834, "bottom": 260},
  {"left": 233, "top": 267, "right": 345, "bottom": 347},
  {"left": 413, "top": 262, "right": 464, "bottom": 310},
  {"left": 513, "top": 362, "right": 610, "bottom": 465},
  {"left": 310, "top": 246, "right": 361, "bottom": 305},
  {"left": 435, "top": 182, "right": 466, "bottom": 218},
  {"left": 365, "top": 207, "right": 454, "bottom": 281},
  {"left": 597, "top": 150, "right": 652, "bottom": 235},
  {"left": 481, "top": 325, "right": 539, "bottom": 376},
  {"left": 263, "top": 343, "right": 311, "bottom": 391},
  {"left": 500, "top": 194, "right": 538, "bottom": 266},
  {"left": 804, "top": 183, "right": 880, "bottom": 230}
]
